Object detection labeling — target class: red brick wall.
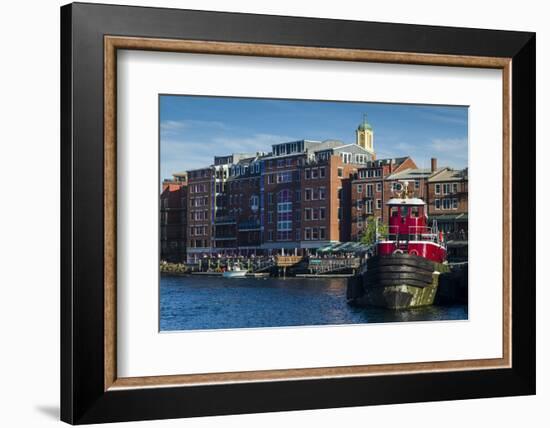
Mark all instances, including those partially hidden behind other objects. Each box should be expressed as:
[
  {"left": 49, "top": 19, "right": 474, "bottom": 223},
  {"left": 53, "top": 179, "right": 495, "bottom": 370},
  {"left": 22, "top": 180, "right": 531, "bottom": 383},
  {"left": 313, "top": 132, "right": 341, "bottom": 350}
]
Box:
[
  {"left": 186, "top": 168, "right": 214, "bottom": 251},
  {"left": 160, "top": 182, "right": 187, "bottom": 262}
]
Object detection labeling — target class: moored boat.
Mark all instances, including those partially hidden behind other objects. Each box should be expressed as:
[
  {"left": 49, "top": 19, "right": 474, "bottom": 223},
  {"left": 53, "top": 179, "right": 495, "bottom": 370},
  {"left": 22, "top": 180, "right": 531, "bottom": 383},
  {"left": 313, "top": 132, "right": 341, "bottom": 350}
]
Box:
[
  {"left": 222, "top": 264, "right": 248, "bottom": 278},
  {"left": 358, "top": 180, "right": 448, "bottom": 309}
]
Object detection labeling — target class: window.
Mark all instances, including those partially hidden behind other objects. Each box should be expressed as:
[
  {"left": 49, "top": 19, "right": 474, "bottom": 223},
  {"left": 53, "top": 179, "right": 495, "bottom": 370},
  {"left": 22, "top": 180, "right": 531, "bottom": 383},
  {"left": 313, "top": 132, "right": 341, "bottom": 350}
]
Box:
[
  {"left": 311, "top": 208, "right": 319, "bottom": 220},
  {"left": 304, "top": 208, "right": 311, "bottom": 221},
  {"left": 319, "top": 187, "right": 326, "bottom": 200},
  {"left": 305, "top": 188, "right": 312, "bottom": 201},
  {"left": 415, "top": 180, "right": 420, "bottom": 189},
  {"left": 319, "top": 167, "right": 326, "bottom": 178},
  {"left": 442, "top": 198, "right": 451, "bottom": 210},
  {"left": 357, "top": 184, "right": 363, "bottom": 194},
  {"left": 453, "top": 183, "right": 458, "bottom": 194},
  {"left": 435, "top": 199, "right": 441, "bottom": 209},
  {"left": 304, "top": 228, "right": 311, "bottom": 240},
  {"left": 411, "top": 206, "right": 419, "bottom": 217},
  {"left": 295, "top": 229, "right": 301, "bottom": 241},
  {"left": 305, "top": 169, "right": 311, "bottom": 179},
  {"left": 286, "top": 158, "right": 292, "bottom": 167},
  {"left": 250, "top": 195, "right": 259, "bottom": 211},
  {"left": 319, "top": 207, "right": 326, "bottom": 220},
  {"left": 337, "top": 167, "right": 343, "bottom": 177},
  {"left": 435, "top": 184, "right": 441, "bottom": 194},
  {"left": 277, "top": 159, "right": 285, "bottom": 168},
  {"left": 267, "top": 174, "right": 274, "bottom": 184},
  {"left": 443, "top": 183, "right": 451, "bottom": 195},
  {"left": 367, "top": 184, "right": 373, "bottom": 197},
  {"left": 366, "top": 199, "right": 373, "bottom": 214},
  {"left": 376, "top": 199, "right": 382, "bottom": 209},
  {"left": 277, "top": 171, "right": 293, "bottom": 183},
  {"left": 452, "top": 198, "right": 458, "bottom": 209},
  {"left": 376, "top": 182, "right": 382, "bottom": 192},
  {"left": 319, "top": 227, "right": 326, "bottom": 240},
  {"left": 311, "top": 168, "right": 318, "bottom": 179},
  {"left": 311, "top": 227, "right": 319, "bottom": 240},
  {"left": 311, "top": 188, "right": 318, "bottom": 200},
  {"left": 356, "top": 200, "right": 363, "bottom": 210}
]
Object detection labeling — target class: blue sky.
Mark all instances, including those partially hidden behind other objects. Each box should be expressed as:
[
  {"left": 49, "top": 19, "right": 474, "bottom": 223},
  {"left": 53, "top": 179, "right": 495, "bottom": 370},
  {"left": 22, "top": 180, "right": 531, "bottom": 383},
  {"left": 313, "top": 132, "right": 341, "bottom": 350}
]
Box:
[{"left": 160, "top": 95, "right": 468, "bottom": 182}]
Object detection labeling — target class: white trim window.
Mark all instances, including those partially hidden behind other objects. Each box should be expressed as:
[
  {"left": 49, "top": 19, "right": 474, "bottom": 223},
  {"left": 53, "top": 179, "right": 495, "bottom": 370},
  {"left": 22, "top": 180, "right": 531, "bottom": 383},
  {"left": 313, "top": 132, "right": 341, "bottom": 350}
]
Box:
[
  {"left": 435, "top": 199, "right": 441, "bottom": 210},
  {"left": 319, "top": 167, "right": 326, "bottom": 178},
  {"left": 367, "top": 184, "right": 373, "bottom": 197},
  {"left": 435, "top": 184, "right": 441, "bottom": 195},
  {"left": 366, "top": 199, "right": 373, "bottom": 214}
]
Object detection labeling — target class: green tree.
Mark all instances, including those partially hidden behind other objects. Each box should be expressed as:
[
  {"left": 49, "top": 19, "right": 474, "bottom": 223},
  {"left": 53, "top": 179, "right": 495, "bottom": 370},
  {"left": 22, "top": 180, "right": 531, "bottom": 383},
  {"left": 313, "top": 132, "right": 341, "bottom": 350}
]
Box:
[{"left": 360, "top": 216, "right": 388, "bottom": 245}]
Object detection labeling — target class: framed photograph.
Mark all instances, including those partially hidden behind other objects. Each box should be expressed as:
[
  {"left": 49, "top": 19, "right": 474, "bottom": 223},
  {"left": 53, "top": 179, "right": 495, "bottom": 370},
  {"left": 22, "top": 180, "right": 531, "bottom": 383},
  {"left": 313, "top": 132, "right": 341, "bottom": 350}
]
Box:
[{"left": 61, "top": 2, "right": 535, "bottom": 424}]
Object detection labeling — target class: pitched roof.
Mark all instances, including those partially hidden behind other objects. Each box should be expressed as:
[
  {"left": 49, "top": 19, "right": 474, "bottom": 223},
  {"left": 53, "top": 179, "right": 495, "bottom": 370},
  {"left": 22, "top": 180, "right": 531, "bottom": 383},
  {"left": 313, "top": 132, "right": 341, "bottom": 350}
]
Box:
[
  {"left": 386, "top": 168, "right": 432, "bottom": 180},
  {"left": 428, "top": 167, "right": 468, "bottom": 182}
]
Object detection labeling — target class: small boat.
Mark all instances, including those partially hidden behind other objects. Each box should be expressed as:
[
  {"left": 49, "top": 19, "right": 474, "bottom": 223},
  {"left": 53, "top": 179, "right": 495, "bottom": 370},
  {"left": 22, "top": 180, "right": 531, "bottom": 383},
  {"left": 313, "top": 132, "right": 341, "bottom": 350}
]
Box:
[
  {"left": 352, "top": 180, "right": 449, "bottom": 309},
  {"left": 222, "top": 264, "right": 248, "bottom": 278}
]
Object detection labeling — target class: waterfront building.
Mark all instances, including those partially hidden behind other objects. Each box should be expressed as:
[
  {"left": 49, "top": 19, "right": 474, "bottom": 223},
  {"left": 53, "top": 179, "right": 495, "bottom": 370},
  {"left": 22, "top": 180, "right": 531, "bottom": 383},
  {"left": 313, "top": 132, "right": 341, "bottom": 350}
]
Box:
[
  {"left": 349, "top": 157, "right": 417, "bottom": 241},
  {"left": 223, "top": 153, "right": 264, "bottom": 255},
  {"left": 186, "top": 166, "right": 215, "bottom": 260},
  {"left": 178, "top": 117, "right": 469, "bottom": 263},
  {"left": 263, "top": 139, "right": 373, "bottom": 253},
  {"left": 183, "top": 119, "right": 377, "bottom": 262},
  {"left": 426, "top": 166, "right": 468, "bottom": 235},
  {"left": 160, "top": 172, "right": 188, "bottom": 262}
]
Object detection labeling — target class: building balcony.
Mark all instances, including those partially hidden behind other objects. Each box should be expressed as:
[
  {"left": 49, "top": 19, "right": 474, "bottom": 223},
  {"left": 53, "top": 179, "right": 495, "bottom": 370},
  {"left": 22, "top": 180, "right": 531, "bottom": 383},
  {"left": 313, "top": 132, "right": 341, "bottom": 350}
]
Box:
[
  {"left": 238, "top": 220, "right": 261, "bottom": 231},
  {"left": 213, "top": 236, "right": 237, "bottom": 241},
  {"left": 214, "top": 215, "right": 236, "bottom": 225}
]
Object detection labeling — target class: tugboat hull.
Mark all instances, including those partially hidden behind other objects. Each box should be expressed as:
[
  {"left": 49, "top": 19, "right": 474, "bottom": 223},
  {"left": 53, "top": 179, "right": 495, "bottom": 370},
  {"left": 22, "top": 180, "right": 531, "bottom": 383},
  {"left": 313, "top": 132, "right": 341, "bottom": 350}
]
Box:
[{"left": 362, "top": 254, "right": 442, "bottom": 309}]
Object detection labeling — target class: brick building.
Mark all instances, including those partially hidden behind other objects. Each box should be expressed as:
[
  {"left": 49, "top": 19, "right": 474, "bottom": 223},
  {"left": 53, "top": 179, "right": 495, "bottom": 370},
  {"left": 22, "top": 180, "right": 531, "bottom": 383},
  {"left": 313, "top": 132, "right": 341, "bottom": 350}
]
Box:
[
  {"left": 426, "top": 166, "right": 468, "bottom": 236},
  {"left": 182, "top": 118, "right": 378, "bottom": 262},
  {"left": 349, "top": 157, "right": 417, "bottom": 241},
  {"left": 186, "top": 166, "right": 214, "bottom": 259},
  {"left": 349, "top": 157, "right": 469, "bottom": 243},
  {"left": 160, "top": 172, "right": 188, "bottom": 262},
  {"left": 168, "top": 117, "right": 469, "bottom": 262}
]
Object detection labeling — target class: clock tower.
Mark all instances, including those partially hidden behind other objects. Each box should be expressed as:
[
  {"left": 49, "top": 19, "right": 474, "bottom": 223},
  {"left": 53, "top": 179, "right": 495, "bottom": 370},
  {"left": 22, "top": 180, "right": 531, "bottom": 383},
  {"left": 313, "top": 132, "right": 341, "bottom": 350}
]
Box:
[{"left": 356, "top": 114, "right": 375, "bottom": 158}]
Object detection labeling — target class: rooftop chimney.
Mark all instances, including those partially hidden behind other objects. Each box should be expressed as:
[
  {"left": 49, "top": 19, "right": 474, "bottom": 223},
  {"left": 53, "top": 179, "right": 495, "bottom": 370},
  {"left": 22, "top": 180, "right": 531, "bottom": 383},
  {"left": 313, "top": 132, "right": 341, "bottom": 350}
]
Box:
[{"left": 431, "top": 158, "right": 438, "bottom": 172}]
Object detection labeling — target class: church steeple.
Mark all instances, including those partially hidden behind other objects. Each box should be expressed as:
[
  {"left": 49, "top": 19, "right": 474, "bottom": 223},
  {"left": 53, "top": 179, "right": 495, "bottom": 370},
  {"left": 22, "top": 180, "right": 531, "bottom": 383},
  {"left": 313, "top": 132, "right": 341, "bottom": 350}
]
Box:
[{"left": 356, "top": 114, "right": 375, "bottom": 158}]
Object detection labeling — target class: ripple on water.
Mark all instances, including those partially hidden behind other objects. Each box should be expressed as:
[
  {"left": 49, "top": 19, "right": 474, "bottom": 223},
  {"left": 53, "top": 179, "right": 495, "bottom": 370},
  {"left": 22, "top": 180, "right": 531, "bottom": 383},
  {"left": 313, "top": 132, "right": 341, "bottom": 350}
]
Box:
[{"left": 159, "top": 275, "right": 467, "bottom": 331}]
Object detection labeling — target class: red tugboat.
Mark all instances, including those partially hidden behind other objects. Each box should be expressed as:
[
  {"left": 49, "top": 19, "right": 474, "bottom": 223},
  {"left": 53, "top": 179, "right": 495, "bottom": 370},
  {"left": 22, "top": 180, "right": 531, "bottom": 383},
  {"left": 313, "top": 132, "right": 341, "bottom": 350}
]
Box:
[{"left": 362, "top": 180, "right": 448, "bottom": 309}]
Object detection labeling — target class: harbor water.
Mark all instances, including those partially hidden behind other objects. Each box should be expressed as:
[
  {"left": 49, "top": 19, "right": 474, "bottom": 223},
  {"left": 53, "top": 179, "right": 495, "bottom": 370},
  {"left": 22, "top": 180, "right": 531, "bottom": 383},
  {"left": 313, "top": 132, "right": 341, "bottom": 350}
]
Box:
[{"left": 160, "top": 275, "right": 467, "bottom": 331}]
